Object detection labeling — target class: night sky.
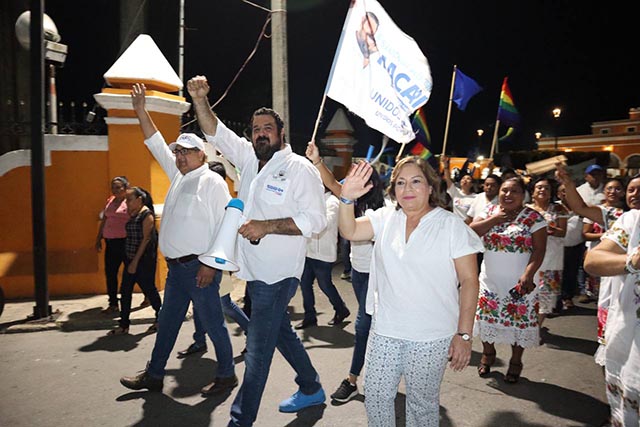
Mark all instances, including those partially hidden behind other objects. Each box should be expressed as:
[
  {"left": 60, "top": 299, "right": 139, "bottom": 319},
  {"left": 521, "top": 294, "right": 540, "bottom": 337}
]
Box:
[{"left": 45, "top": 0, "right": 638, "bottom": 159}]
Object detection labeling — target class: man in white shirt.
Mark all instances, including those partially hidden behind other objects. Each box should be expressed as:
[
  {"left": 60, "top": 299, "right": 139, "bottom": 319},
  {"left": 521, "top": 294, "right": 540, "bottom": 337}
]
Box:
[
  {"left": 576, "top": 164, "right": 605, "bottom": 206},
  {"left": 120, "top": 84, "right": 237, "bottom": 395},
  {"left": 296, "top": 191, "right": 350, "bottom": 330},
  {"left": 188, "top": 76, "right": 328, "bottom": 426},
  {"left": 465, "top": 174, "right": 501, "bottom": 223},
  {"left": 575, "top": 164, "right": 605, "bottom": 302}
]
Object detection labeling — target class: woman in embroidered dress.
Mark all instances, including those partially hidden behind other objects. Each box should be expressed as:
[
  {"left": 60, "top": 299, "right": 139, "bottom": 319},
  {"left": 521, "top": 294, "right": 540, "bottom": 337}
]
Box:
[
  {"left": 555, "top": 165, "right": 627, "bottom": 366},
  {"left": 583, "top": 175, "right": 640, "bottom": 426},
  {"left": 108, "top": 187, "right": 162, "bottom": 335},
  {"left": 470, "top": 177, "right": 547, "bottom": 383},
  {"left": 340, "top": 158, "right": 483, "bottom": 426},
  {"left": 526, "top": 177, "right": 569, "bottom": 328}
]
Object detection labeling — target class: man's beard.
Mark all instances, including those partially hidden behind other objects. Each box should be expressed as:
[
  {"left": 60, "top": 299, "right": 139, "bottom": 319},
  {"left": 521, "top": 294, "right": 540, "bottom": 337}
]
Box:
[{"left": 253, "top": 136, "right": 281, "bottom": 162}]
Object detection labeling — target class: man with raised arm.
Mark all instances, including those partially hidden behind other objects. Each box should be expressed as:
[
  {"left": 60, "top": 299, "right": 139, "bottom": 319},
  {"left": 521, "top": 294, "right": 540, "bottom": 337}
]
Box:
[
  {"left": 119, "top": 83, "right": 237, "bottom": 397},
  {"left": 188, "top": 76, "right": 328, "bottom": 426}
]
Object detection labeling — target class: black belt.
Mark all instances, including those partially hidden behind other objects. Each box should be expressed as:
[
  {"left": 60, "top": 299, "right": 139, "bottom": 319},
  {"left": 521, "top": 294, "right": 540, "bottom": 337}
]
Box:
[{"left": 165, "top": 254, "right": 198, "bottom": 265}]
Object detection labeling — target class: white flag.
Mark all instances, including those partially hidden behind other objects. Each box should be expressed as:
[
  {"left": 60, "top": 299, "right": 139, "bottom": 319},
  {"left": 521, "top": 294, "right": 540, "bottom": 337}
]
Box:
[{"left": 325, "top": 0, "right": 432, "bottom": 143}]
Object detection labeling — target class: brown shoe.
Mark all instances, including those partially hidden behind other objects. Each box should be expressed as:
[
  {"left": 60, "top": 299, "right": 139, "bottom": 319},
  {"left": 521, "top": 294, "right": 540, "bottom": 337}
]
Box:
[
  {"left": 201, "top": 375, "right": 238, "bottom": 396},
  {"left": 120, "top": 370, "right": 163, "bottom": 392}
]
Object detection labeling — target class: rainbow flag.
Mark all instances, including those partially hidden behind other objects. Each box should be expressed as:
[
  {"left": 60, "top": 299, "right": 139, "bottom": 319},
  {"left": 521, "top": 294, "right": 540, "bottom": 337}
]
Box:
[
  {"left": 497, "top": 77, "right": 520, "bottom": 127},
  {"left": 411, "top": 107, "right": 431, "bottom": 145},
  {"left": 499, "top": 127, "right": 515, "bottom": 142},
  {"left": 409, "top": 141, "right": 432, "bottom": 160}
]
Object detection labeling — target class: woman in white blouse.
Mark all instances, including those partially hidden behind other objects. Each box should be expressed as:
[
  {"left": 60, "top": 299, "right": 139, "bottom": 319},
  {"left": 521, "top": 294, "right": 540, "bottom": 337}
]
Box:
[{"left": 338, "top": 157, "right": 483, "bottom": 427}]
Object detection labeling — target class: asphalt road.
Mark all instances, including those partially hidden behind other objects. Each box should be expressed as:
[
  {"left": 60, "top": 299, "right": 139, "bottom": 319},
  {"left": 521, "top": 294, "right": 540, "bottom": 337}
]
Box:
[{"left": 0, "top": 266, "right": 609, "bottom": 426}]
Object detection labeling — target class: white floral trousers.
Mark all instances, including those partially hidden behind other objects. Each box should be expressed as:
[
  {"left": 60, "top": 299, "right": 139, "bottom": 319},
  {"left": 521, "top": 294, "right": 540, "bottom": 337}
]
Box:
[{"left": 364, "top": 332, "right": 451, "bottom": 427}]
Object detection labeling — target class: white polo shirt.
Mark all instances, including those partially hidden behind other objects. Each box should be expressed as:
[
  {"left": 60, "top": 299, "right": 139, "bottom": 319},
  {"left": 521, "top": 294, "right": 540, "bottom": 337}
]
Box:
[
  {"left": 144, "top": 132, "right": 230, "bottom": 259},
  {"left": 365, "top": 205, "right": 484, "bottom": 341},
  {"left": 205, "top": 121, "right": 327, "bottom": 284}
]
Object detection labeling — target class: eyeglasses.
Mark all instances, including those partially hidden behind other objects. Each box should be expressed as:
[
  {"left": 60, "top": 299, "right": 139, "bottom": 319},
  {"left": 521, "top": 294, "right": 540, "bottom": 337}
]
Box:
[{"left": 173, "top": 147, "right": 199, "bottom": 156}]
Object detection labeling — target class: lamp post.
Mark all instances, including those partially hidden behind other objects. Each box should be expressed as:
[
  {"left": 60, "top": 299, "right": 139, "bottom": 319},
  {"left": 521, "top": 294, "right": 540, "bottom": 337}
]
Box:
[
  {"left": 535, "top": 132, "right": 541, "bottom": 148},
  {"left": 476, "top": 129, "right": 484, "bottom": 157},
  {"left": 553, "top": 107, "right": 562, "bottom": 150}
]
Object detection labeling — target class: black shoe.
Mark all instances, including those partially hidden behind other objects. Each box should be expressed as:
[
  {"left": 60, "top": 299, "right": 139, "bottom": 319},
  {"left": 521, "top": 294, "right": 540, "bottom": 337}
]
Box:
[
  {"left": 294, "top": 319, "right": 317, "bottom": 330},
  {"left": 328, "top": 309, "right": 350, "bottom": 326},
  {"left": 201, "top": 375, "right": 238, "bottom": 396},
  {"left": 120, "top": 370, "right": 163, "bottom": 392},
  {"left": 331, "top": 379, "right": 358, "bottom": 403},
  {"left": 177, "top": 342, "right": 207, "bottom": 358}
]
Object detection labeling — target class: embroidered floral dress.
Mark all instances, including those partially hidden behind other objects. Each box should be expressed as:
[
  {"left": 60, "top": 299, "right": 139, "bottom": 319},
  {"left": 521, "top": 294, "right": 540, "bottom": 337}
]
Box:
[
  {"left": 601, "top": 210, "right": 640, "bottom": 425},
  {"left": 474, "top": 205, "right": 547, "bottom": 348},
  {"left": 528, "top": 202, "right": 569, "bottom": 314}
]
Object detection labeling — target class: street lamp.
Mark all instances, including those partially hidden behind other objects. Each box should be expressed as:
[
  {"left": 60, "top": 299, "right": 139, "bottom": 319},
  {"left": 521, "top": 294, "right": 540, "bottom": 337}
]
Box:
[
  {"left": 476, "top": 129, "right": 484, "bottom": 157},
  {"left": 552, "top": 107, "right": 562, "bottom": 150},
  {"left": 535, "top": 132, "right": 541, "bottom": 148}
]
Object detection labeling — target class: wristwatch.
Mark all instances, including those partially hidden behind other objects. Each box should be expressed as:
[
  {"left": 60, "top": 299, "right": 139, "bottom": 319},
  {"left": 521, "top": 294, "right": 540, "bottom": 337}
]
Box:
[{"left": 457, "top": 332, "right": 471, "bottom": 341}]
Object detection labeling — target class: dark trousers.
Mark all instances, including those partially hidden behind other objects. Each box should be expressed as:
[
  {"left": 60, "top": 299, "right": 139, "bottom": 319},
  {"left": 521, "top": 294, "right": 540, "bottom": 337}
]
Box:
[
  {"left": 562, "top": 243, "right": 585, "bottom": 300},
  {"left": 339, "top": 236, "right": 351, "bottom": 274},
  {"left": 119, "top": 256, "right": 162, "bottom": 328},
  {"left": 104, "top": 238, "right": 126, "bottom": 307}
]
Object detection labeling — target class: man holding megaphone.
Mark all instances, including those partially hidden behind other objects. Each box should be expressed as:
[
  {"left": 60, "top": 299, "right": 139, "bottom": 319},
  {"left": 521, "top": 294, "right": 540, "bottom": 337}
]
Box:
[
  {"left": 120, "top": 84, "right": 237, "bottom": 397},
  {"left": 189, "top": 76, "right": 328, "bottom": 426}
]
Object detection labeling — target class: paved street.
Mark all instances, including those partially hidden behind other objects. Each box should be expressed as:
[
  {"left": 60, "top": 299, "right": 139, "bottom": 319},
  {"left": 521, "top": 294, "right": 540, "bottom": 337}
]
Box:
[{"left": 0, "top": 265, "right": 609, "bottom": 426}]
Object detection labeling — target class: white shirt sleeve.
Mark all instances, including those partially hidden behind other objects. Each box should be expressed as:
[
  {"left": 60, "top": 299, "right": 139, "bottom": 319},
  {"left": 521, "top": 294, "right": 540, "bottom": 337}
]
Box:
[
  {"left": 289, "top": 165, "right": 327, "bottom": 237},
  {"left": 144, "top": 131, "right": 179, "bottom": 178},
  {"left": 204, "top": 120, "right": 255, "bottom": 172}
]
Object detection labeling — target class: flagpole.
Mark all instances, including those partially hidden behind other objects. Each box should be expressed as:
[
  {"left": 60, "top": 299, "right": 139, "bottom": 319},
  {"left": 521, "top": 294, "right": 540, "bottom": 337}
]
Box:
[
  {"left": 310, "top": 94, "right": 327, "bottom": 143},
  {"left": 395, "top": 142, "right": 407, "bottom": 162},
  {"left": 489, "top": 119, "right": 500, "bottom": 159},
  {"left": 441, "top": 65, "right": 457, "bottom": 156}
]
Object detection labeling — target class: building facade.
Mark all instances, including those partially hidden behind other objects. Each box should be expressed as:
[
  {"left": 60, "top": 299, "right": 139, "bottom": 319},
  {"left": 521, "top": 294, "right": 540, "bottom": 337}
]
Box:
[{"left": 537, "top": 107, "right": 640, "bottom": 175}]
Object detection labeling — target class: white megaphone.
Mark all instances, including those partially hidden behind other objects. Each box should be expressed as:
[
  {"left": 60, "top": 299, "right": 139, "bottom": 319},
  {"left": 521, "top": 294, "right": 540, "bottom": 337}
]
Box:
[{"left": 200, "top": 198, "right": 244, "bottom": 272}]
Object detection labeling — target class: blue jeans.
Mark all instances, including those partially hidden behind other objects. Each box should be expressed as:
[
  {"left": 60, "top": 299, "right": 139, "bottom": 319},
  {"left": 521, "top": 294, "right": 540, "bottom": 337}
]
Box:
[
  {"left": 339, "top": 236, "right": 351, "bottom": 274},
  {"left": 229, "top": 278, "right": 321, "bottom": 427},
  {"left": 350, "top": 269, "right": 372, "bottom": 377},
  {"left": 193, "top": 293, "right": 250, "bottom": 346},
  {"left": 299, "top": 257, "right": 349, "bottom": 323},
  {"left": 147, "top": 259, "right": 234, "bottom": 379}
]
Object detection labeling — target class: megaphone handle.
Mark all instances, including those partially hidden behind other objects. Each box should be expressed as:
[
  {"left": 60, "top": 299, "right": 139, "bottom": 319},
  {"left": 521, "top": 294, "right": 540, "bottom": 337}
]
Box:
[{"left": 250, "top": 239, "right": 260, "bottom": 245}]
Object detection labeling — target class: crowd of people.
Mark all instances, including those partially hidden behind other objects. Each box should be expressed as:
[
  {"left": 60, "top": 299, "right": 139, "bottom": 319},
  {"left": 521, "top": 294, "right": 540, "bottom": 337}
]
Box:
[{"left": 96, "top": 74, "right": 639, "bottom": 426}]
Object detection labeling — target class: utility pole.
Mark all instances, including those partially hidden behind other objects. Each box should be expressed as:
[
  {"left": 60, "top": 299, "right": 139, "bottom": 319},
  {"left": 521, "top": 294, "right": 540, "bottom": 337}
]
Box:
[
  {"left": 270, "top": 0, "right": 289, "bottom": 143},
  {"left": 30, "top": 0, "right": 51, "bottom": 319}
]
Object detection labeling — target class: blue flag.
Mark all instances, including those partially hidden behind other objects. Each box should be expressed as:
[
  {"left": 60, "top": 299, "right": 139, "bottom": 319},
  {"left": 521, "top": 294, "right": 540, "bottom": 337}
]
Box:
[{"left": 452, "top": 69, "right": 482, "bottom": 111}]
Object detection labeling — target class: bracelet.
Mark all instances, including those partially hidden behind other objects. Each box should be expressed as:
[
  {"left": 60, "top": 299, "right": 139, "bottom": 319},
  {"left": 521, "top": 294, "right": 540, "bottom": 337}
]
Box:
[
  {"left": 313, "top": 158, "right": 322, "bottom": 166},
  {"left": 625, "top": 251, "right": 640, "bottom": 274},
  {"left": 339, "top": 196, "right": 355, "bottom": 205}
]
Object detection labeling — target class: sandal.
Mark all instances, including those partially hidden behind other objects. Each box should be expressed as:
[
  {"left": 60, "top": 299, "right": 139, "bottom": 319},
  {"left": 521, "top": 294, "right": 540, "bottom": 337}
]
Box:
[
  {"left": 477, "top": 352, "right": 496, "bottom": 377},
  {"left": 146, "top": 322, "right": 158, "bottom": 333},
  {"left": 107, "top": 326, "right": 129, "bottom": 336},
  {"left": 505, "top": 361, "right": 523, "bottom": 383}
]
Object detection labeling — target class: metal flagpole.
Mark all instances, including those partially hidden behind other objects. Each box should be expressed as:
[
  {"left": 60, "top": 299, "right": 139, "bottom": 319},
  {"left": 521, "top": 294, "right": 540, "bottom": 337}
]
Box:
[{"left": 441, "top": 65, "right": 457, "bottom": 156}]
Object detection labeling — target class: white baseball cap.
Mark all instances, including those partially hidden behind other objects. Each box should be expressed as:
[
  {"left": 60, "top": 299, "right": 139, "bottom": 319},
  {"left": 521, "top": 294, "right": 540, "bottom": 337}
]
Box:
[{"left": 168, "top": 133, "right": 205, "bottom": 152}]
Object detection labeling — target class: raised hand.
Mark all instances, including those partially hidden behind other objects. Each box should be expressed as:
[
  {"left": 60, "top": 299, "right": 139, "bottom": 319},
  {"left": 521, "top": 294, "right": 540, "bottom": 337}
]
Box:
[
  {"left": 187, "top": 76, "right": 210, "bottom": 100},
  {"left": 130, "top": 83, "right": 146, "bottom": 113},
  {"left": 341, "top": 160, "right": 373, "bottom": 201},
  {"left": 306, "top": 140, "right": 320, "bottom": 164},
  {"left": 554, "top": 162, "right": 573, "bottom": 186}
]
